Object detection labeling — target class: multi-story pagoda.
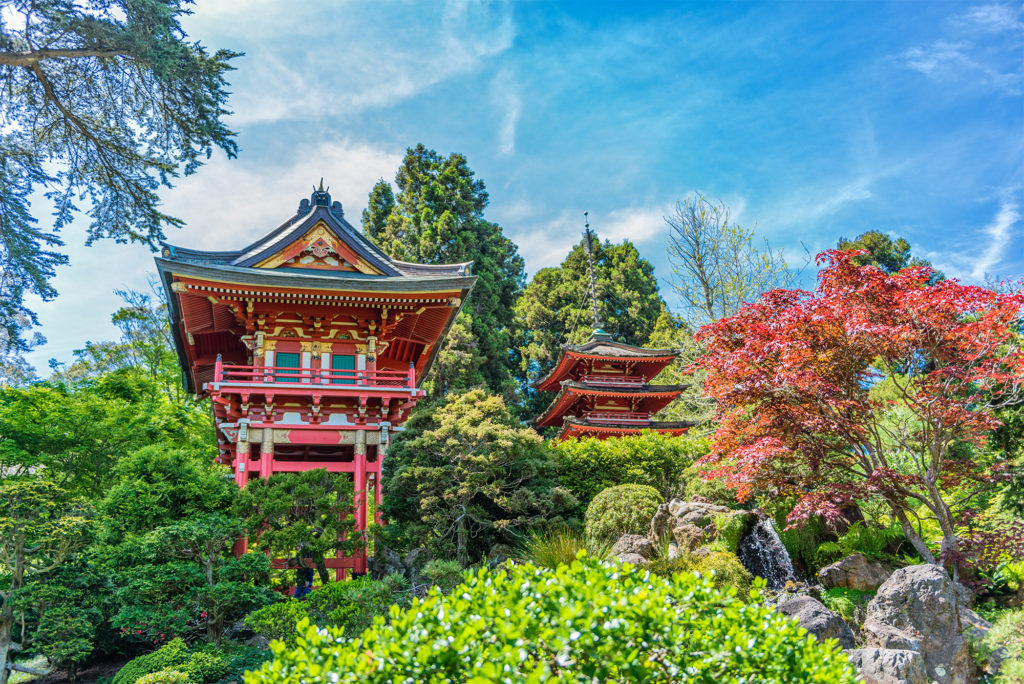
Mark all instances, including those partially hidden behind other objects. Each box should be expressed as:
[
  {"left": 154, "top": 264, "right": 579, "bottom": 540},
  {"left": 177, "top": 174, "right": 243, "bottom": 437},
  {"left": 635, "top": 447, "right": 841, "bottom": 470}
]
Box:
[
  {"left": 533, "top": 328, "right": 694, "bottom": 439},
  {"left": 533, "top": 220, "right": 694, "bottom": 440},
  {"left": 156, "top": 182, "right": 475, "bottom": 578}
]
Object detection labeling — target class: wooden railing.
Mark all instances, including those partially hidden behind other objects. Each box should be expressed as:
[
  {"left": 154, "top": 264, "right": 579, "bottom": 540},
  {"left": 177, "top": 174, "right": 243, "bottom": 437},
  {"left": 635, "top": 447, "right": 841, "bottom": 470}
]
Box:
[
  {"left": 580, "top": 375, "right": 646, "bottom": 387},
  {"left": 214, "top": 359, "right": 416, "bottom": 389},
  {"left": 586, "top": 411, "right": 651, "bottom": 424}
]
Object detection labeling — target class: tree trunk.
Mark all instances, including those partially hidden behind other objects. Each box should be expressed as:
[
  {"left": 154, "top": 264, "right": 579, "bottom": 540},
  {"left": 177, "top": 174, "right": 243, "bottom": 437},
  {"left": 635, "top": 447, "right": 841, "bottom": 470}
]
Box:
[
  {"left": 892, "top": 506, "right": 936, "bottom": 564},
  {"left": 0, "top": 603, "right": 15, "bottom": 684},
  {"left": 456, "top": 509, "right": 468, "bottom": 568}
]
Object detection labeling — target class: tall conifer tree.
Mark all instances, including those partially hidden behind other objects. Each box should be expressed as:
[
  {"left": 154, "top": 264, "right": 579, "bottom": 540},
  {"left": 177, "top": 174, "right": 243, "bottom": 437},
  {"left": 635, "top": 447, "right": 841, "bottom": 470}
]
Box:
[{"left": 362, "top": 145, "right": 525, "bottom": 396}]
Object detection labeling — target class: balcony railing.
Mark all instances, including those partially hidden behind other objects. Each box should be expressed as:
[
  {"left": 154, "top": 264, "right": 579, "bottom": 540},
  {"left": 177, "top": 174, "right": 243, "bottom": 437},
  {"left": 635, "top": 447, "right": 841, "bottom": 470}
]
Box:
[
  {"left": 213, "top": 359, "right": 415, "bottom": 389},
  {"left": 586, "top": 411, "right": 651, "bottom": 424},
  {"left": 580, "top": 375, "right": 646, "bottom": 387}
]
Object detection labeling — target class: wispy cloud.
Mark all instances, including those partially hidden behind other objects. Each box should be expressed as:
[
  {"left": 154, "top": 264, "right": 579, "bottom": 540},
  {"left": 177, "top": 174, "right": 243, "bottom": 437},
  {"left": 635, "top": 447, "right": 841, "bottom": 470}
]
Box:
[
  {"left": 509, "top": 205, "right": 668, "bottom": 273},
  {"left": 492, "top": 68, "right": 522, "bottom": 156},
  {"left": 971, "top": 198, "right": 1019, "bottom": 280},
  {"left": 953, "top": 3, "right": 1024, "bottom": 33},
  {"left": 221, "top": 1, "right": 516, "bottom": 126}
]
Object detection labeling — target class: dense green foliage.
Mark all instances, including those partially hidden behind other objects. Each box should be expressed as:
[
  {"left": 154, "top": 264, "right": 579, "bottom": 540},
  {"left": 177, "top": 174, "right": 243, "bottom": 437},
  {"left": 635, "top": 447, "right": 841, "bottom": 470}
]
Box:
[
  {"left": 820, "top": 587, "right": 875, "bottom": 624},
  {"left": 0, "top": 0, "right": 239, "bottom": 357},
  {"left": 984, "top": 609, "right": 1024, "bottom": 682},
  {"left": 362, "top": 145, "right": 525, "bottom": 395},
  {"left": 552, "top": 432, "right": 708, "bottom": 515},
  {"left": 381, "top": 389, "right": 575, "bottom": 564},
  {"left": 647, "top": 550, "right": 754, "bottom": 594},
  {"left": 836, "top": 230, "right": 933, "bottom": 275},
  {"left": 584, "top": 484, "right": 663, "bottom": 542},
  {"left": 246, "top": 557, "right": 858, "bottom": 683},
  {"left": 235, "top": 469, "right": 359, "bottom": 586}
]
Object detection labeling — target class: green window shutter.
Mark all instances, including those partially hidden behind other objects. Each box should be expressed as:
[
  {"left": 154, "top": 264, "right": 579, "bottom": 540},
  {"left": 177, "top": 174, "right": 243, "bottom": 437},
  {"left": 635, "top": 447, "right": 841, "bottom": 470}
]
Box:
[
  {"left": 331, "top": 354, "right": 356, "bottom": 385},
  {"left": 275, "top": 352, "right": 301, "bottom": 382}
]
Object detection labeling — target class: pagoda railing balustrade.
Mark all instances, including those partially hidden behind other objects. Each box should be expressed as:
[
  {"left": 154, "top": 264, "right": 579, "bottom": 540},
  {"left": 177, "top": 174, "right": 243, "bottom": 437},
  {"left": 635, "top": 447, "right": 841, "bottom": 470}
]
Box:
[
  {"left": 580, "top": 375, "right": 646, "bottom": 387},
  {"left": 215, "top": 361, "right": 416, "bottom": 389},
  {"left": 585, "top": 410, "right": 651, "bottom": 424}
]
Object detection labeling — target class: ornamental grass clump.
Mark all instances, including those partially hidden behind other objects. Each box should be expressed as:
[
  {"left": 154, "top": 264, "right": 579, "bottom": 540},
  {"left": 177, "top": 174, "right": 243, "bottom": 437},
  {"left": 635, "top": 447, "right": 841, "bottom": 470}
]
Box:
[
  {"left": 584, "top": 484, "right": 663, "bottom": 542},
  {"left": 520, "top": 526, "right": 613, "bottom": 568},
  {"left": 245, "top": 556, "right": 859, "bottom": 683}
]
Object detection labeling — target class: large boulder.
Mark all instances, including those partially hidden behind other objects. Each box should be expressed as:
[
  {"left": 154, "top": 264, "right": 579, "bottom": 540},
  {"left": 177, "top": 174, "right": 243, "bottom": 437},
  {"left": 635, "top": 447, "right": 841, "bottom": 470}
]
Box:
[
  {"left": 649, "top": 499, "right": 752, "bottom": 553},
  {"left": 776, "top": 596, "right": 856, "bottom": 649},
  {"left": 844, "top": 648, "right": 928, "bottom": 684},
  {"left": 862, "top": 564, "right": 972, "bottom": 684},
  {"left": 612, "top": 534, "right": 655, "bottom": 560},
  {"left": 818, "top": 553, "right": 893, "bottom": 592},
  {"left": 617, "top": 552, "right": 649, "bottom": 568}
]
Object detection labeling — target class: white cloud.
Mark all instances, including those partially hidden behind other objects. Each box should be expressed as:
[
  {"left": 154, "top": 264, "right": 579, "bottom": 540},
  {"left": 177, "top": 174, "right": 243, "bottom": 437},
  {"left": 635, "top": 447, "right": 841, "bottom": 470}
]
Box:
[
  {"left": 220, "top": 0, "right": 516, "bottom": 126},
  {"left": 510, "top": 206, "right": 667, "bottom": 274},
  {"left": 971, "top": 199, "right": 1019, "bottom": 280},
  {"left": 160, "top": 140, "right": 403, "bottom": 250},
  {"left": 904, "top": 40, "right": 974, "bottom": 76},
  {"left": 953, "top": 3, "right": 1024, "bottom": 32}
]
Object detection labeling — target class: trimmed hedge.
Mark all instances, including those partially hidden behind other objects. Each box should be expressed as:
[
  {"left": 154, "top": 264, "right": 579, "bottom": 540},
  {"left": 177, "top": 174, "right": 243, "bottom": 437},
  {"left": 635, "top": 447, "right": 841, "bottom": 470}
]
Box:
[
  {"left": 245, "top": 557, "right": 859, "bottom": 683},
  {"left": 584, "top": 484, "right": 663, "bottom": 541}
]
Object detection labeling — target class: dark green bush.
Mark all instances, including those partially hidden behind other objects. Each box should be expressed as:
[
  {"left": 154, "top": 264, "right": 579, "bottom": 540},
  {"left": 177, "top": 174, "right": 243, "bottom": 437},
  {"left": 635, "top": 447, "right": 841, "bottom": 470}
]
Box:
[
  {"left": 419, "top": 559, "right": 464, "bottom": 594},
  {"left": 584, "top": 484, "right": 663, "bottom": 541},
  {"left": 213, "top": 645, "right": 272, "bottom": 684},
  {"left": 183, "top": 649, "right": 231, "bottom": 683},
  {"left": 113, "top": 638, "right": 190, "bottom": 684},
  {"left": 306, "top": 574, "right": 410, "bottom": 635},
  {"left": 245, "top": 557, "right": 858, "bottom": 682},
  {"left": 680, "top": 465, "right": 737, "bottom": 507}
]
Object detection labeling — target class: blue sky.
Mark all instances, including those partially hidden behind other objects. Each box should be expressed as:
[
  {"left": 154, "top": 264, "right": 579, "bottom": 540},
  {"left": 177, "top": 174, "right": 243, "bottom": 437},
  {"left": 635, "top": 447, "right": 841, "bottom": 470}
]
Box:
[{"left": 25, "top": 0, "right": 1024, "bottom": 372}]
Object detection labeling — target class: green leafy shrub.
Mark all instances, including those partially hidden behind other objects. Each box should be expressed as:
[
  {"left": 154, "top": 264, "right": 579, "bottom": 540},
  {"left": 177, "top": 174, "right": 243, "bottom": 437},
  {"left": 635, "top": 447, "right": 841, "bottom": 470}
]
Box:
[
  {"left": 647, "top": 550, "right": 754, "bottom": 594},
  {"left": 553, "top": 432, "right": 709, "bottom": 514},
  {"left": 520, "top": 527, "right": 612, "bottom": 568},
  {"left": 816, "top": 522, "right": 901, "bottom": 567},
  {"left": 306, "top": 574, "right": 411, "bottom": 635},
  {"left": 243, "top": 601, "right": 312, "bottom": 647},
  {"left": 213, "top": 645, "right": 272, "bottom": 684},
  {"left": 984, "top": 608, "right": 1024, "bottom": 683},
  {"left": 713, "top": 513, "right": 749, "bottom": 554},
  {"left": 584, "top": 484, "right": 663, "bottom": 542},
  {"left": 820, "top": 587, "right": 875, "bottom": 623},
  {"left": 245, "top": 557, "right": 858, "bottom": 682},
  {"left": 680, "top": 465, "right": 737, "bottom": 507},
  {"left": 136, "top": 670, "right": 191, "bottom": 684},
  {"left": 419, "top": 559, "right": 464, "bottom": 594},
  {"left": 114, "top": 638, "right": 191, "bottom": 684},
  {"left": 33, "top": 605, "right": 95, "bottom": 682},
  {"left": 183, "top": 650, "right": 231, "bottom": 683}
]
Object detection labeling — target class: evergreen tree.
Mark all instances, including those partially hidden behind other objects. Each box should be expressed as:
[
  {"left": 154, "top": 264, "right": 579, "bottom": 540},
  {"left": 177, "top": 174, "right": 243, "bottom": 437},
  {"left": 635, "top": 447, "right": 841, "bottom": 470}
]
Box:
[
  {"left": 362, "top": 146, "right": 525, "bottom": 396},
  {"left": 513, "top": 235, "right": 665, "bottom": 413},
  {"left": 836, "top": 230, "right": 939, "bottom": 277},
  {"left": 379, "top": 390, "right": 575, "bottom": 565},
  {"left": 0, "top": 0, "right": 241, "bottom": 352}
]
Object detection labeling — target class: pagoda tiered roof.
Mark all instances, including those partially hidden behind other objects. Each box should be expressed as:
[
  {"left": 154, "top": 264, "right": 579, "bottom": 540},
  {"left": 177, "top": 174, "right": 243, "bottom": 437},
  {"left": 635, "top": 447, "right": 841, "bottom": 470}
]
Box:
[
  {"left": 156, "top": 184, "right": 476, "bottom": 395},
  {"left": 534, "top": 330, "right": 678, "bottom": 392},
  {"left": 532, "top": 328, "right": 696, "bottom": 440}
]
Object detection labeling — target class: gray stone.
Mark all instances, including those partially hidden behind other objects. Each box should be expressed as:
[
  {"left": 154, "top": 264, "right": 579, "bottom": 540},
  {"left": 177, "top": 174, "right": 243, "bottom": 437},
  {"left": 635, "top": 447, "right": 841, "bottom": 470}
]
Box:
[
  {"left": 671, "top": 524, "right": 704, "bottom": 553},
  {"left": 862, "top": 564, "right": 972, "bottom": 684},
  {"left": 818, "top": 553, "right": 893, "bottom": 592},
  {"left": 776, "top": 596, "right": 857, "bottom": 649},
  {"left": 612, "top": 534, "right": 656, "bottom": 560},
  {"left": 844, "top": 648, "right": 928, "bottom": 684},
  {"left": 617, "top": 552, "right": 649, "bottom": 567},
  {"left": 960, "top": 607, "right": 1004, "bottom": 677}
]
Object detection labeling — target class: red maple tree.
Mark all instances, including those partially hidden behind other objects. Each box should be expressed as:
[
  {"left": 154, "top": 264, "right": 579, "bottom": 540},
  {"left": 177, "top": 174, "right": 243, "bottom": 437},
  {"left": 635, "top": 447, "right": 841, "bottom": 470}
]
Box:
[{"left": 694, "top": 250, "right": 1024, "bottom": 571}]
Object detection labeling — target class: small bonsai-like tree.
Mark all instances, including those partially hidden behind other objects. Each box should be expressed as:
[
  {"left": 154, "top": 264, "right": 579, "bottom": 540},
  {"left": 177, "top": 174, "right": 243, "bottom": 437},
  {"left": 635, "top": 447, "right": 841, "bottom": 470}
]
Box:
[
  {"left": 695, "top": 250, "right": 1024, "bottom": 575},
  {"left": 0, "top": 478, "right": 91, "bottom": 684}
]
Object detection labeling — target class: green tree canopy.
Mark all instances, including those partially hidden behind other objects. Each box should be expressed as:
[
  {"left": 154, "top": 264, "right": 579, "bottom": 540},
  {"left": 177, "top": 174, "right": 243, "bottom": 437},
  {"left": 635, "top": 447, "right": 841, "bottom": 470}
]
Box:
[
  {"left": 362, "top": 145, "right": 525, "bottom": 395},
  {"left": 513, "top": 235, "right": 665, "bottom": 413},
  {"left": 235, "top": 469, "right": 359, "bottom": 586},
  {"left": 0, "top": 0, "right": 240, "bottom": 355},
  {"left": 836, "top": 230, "right": 938, "bottom": 276},
  {"left": 380, "top": 389, "right": 575, "bottom": 565}
]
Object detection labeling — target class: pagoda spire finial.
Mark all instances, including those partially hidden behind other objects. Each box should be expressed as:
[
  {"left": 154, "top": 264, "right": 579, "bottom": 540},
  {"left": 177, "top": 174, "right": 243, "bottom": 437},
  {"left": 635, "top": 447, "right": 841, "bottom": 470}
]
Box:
[{"left": 583, "top": 211, "right": 605, "bottom": 335}]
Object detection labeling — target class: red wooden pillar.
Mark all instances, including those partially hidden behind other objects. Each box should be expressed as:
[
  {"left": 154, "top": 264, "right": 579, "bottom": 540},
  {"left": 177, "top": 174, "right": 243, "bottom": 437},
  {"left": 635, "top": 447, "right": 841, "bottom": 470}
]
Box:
[
  {"left": 259, "top": 428, "right": 273, "bottom": 479},
  {"left": 233, "top": 435, "right": 249, "bottom": 555},
  {"left": 353, "top": 430, "right": 368, "bottom": 576}
]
